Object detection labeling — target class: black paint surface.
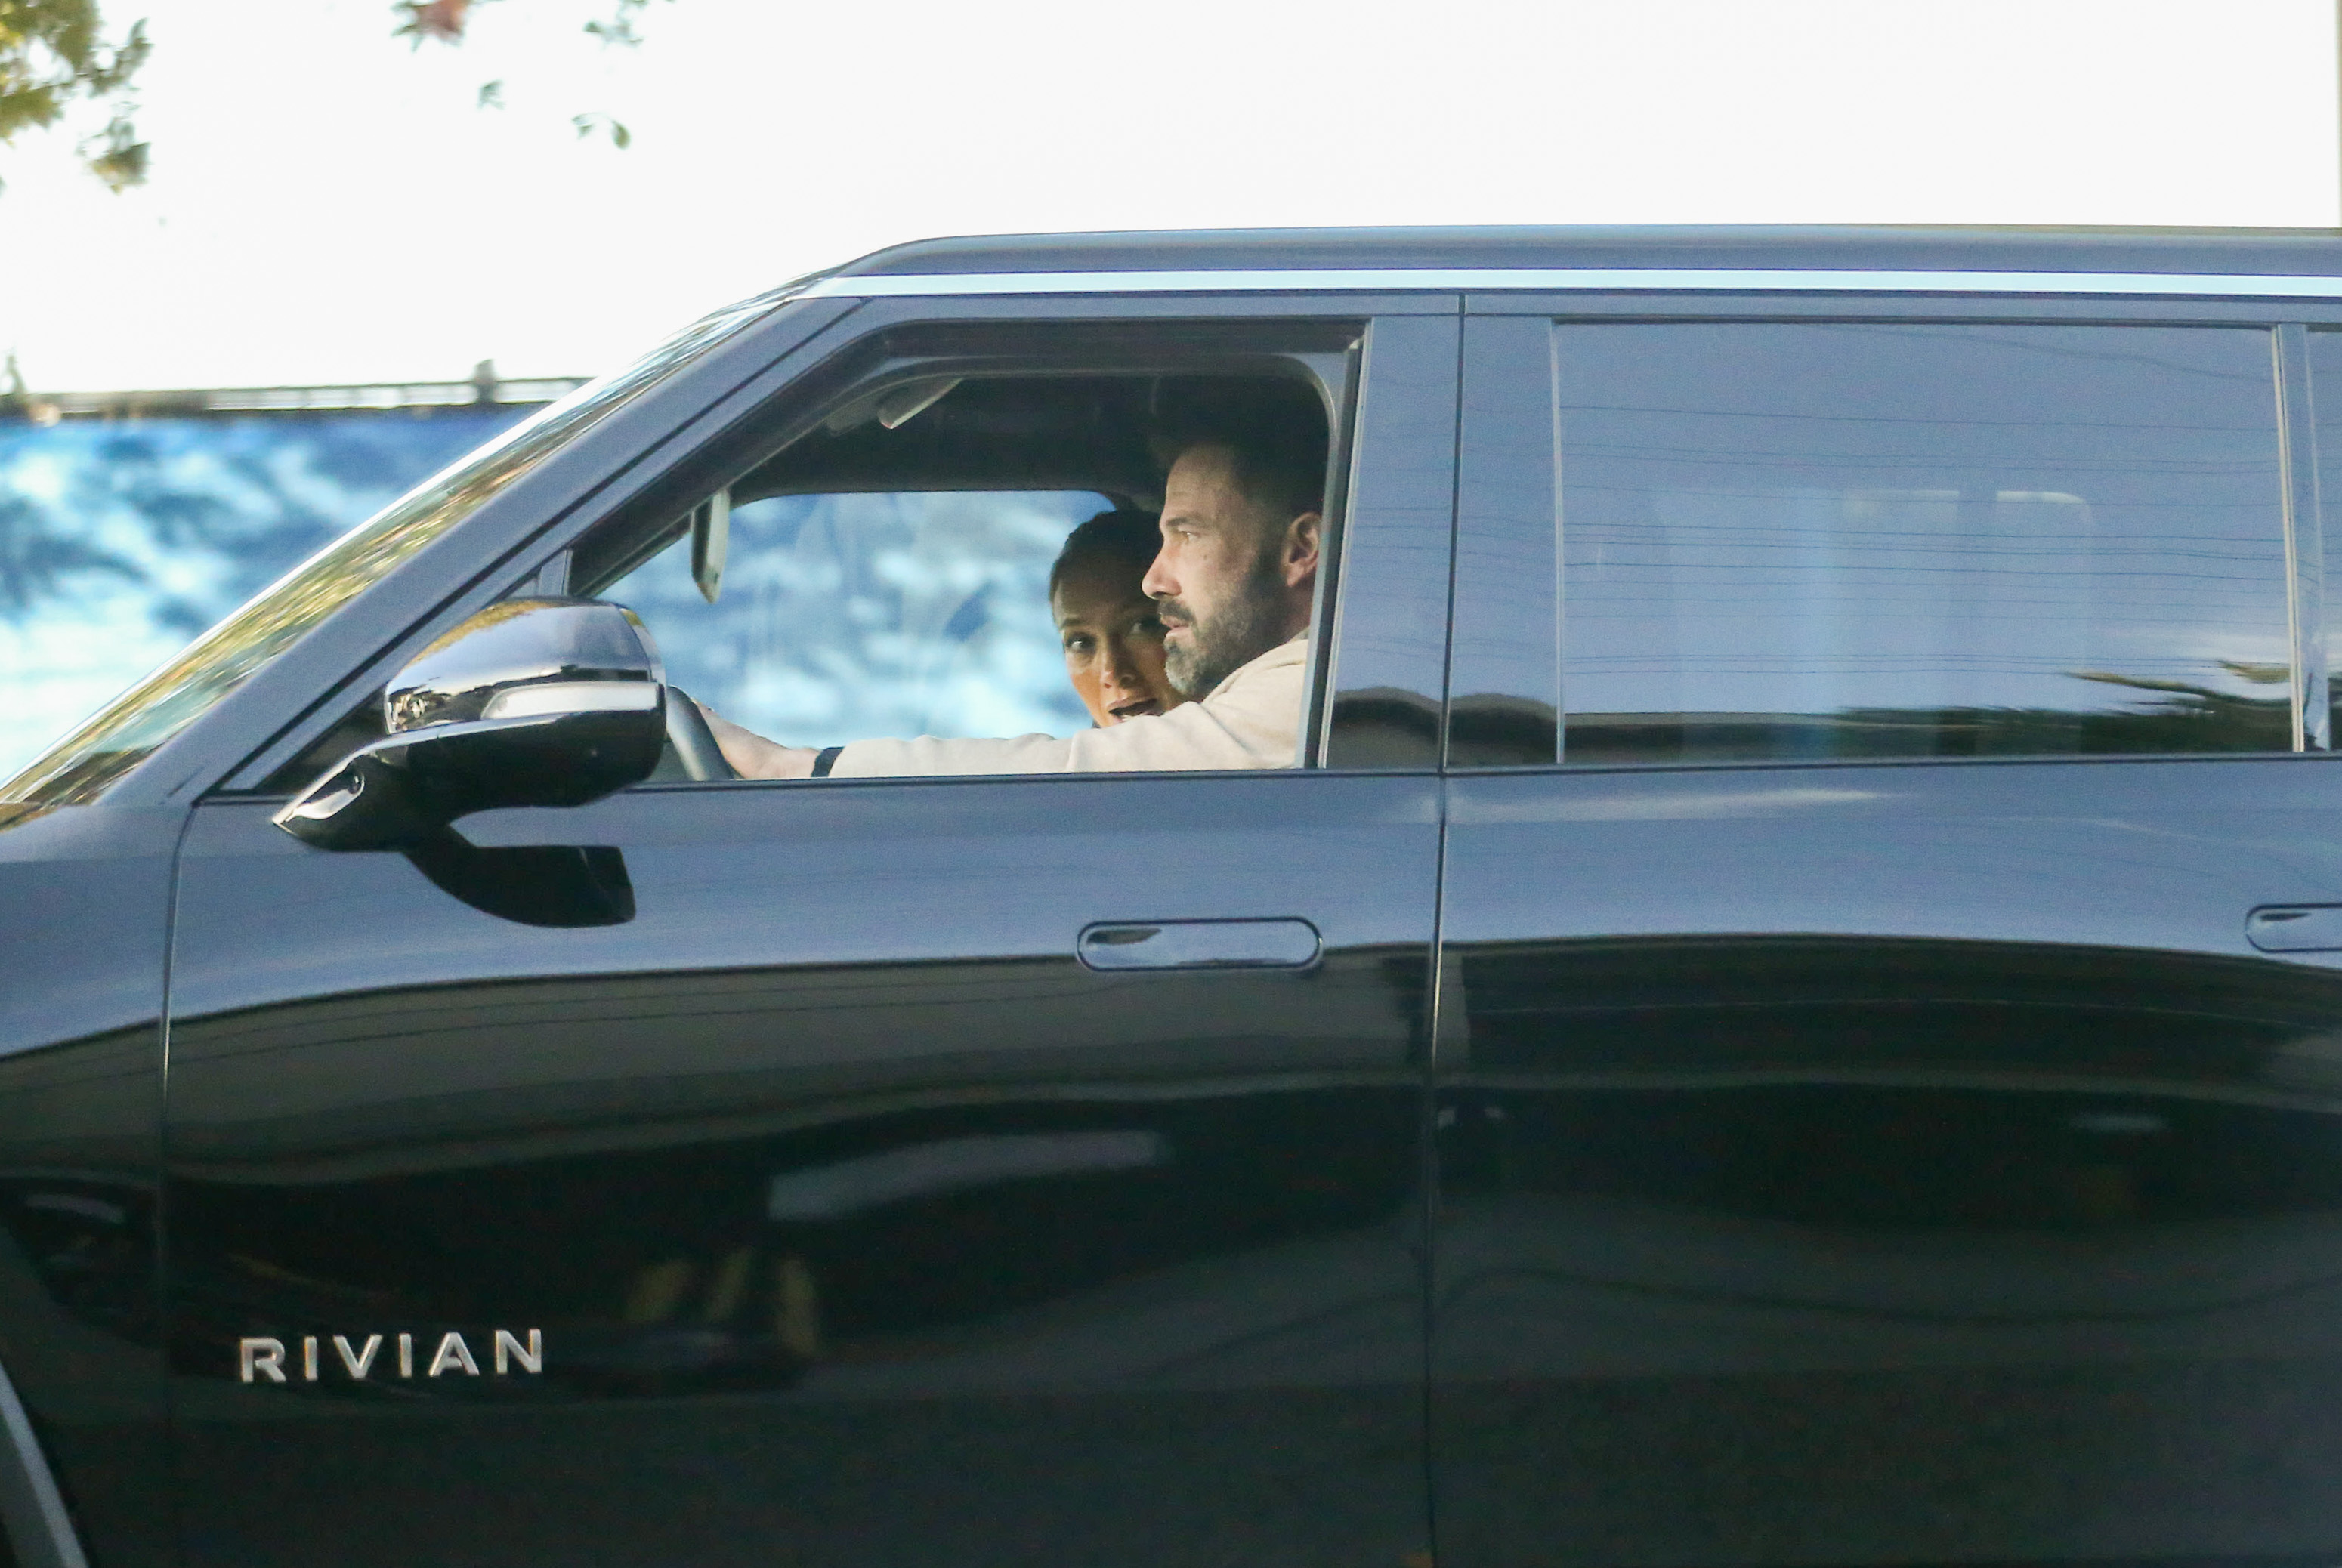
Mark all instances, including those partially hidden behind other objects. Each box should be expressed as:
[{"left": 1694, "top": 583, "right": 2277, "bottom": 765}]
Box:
[
  {"left": 168, "top": 774, "right": 1438, "bottom": 1567},
  {"left": 1432, "top": 757, "right": 2342, "bottom": 1567}
]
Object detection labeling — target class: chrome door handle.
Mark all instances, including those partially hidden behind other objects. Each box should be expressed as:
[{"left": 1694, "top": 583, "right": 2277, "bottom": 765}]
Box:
[
  {"left": 1077, "top": 919, "right": 1321, "bottom": 972},
  {"left": 2248, "top": 904, "right": 2342, "bottom": 952}
]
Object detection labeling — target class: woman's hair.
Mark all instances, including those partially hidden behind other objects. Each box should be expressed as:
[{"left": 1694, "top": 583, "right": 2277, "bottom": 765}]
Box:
[{"left": 1049, "top": 508, "right": 1161, "bottom": 598}]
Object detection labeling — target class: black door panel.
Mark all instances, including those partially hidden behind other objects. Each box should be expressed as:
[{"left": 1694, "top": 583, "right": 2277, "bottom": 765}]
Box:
[
  {"left": 0, "top": 806, "right": 182, "bottom": 1568},
  {"left": 1433, "top": 760, "right": 2342, "bottom": 1567},
  {"left": 168, "top": 773, "right": 1438, "bottom": 1567}
]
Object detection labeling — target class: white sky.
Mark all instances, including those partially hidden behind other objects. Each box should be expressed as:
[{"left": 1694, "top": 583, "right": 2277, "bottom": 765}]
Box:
[{"left": 2, "top": 0, "right": 2337, "bottom": 392}]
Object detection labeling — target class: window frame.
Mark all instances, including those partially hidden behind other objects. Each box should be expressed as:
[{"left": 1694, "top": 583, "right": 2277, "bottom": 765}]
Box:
[{"left": 213, "top": 292, "right": 1461, "bottom": 798}]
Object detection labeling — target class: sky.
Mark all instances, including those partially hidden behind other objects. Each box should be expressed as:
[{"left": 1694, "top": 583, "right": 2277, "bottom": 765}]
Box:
[{"left": 2, "top": 0, "right": 2339, "bottom": 392}]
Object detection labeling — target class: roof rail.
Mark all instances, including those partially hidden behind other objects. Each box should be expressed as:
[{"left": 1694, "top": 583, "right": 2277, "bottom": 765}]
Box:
[{"left": 3, "top": 369, "right": 588, "bottom": 425}]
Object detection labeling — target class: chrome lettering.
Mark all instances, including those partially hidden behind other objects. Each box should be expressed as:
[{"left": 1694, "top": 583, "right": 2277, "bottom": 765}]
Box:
[
  {"left": 428, "top": 1331, "right": 479, "bottom": 1377},
  {"left": 493, "top": 1328, "right": 542, "bottom": 1375},
  {"left": 239, "top": 1338, "right": 286, "bottom": 1384},
  {"left": 333, "top": 1333, "right": 382, "bottom": 1379},
  {"left": 240, "top": 1329, "right": 544, "bottom": 1382}
]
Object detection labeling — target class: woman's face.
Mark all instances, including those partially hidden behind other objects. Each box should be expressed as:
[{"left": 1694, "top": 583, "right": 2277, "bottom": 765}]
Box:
[{"left": 1052, "top": 557, "right": 1183, "bottom": 726}]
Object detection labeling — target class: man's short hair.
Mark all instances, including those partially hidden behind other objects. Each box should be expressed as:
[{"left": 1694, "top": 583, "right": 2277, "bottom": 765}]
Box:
[
  {"left": 1149, "top": 378, "right": 1330, "bottom": 524},
  {"left": 1049, "top": 508, "right": 1160, "bottom": 597}
]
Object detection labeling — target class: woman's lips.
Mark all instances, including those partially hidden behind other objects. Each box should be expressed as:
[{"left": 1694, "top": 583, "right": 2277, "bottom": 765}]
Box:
[{"left": 1108, "top": 699, "right": 1163, "bottom": 722}]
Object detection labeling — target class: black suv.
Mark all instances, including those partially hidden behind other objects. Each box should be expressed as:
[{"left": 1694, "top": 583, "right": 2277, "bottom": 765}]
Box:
[{"left": 11, "top": 225, "right": 2342, "bottom": 1568}]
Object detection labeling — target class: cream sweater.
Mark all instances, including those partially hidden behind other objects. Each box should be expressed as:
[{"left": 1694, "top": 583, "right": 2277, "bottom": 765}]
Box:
[{"left": 828, "top": 635, "right": 1308, "bottom": 777}]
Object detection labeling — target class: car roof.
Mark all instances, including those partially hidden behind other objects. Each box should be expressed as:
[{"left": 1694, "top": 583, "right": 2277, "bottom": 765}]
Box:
[{"left": 826, "top": 224, "right": 2342, "bottom": 280}]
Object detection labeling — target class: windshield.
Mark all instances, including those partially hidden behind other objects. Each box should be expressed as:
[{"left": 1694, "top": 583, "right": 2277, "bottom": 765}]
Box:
[{"left": 2, "top": 295, "right": 792, "bottom": 808}]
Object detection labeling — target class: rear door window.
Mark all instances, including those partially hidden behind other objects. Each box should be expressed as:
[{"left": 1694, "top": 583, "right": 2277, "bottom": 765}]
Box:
[{"left": 1537, "top": 323, "right": 2297, "bottom": 764}]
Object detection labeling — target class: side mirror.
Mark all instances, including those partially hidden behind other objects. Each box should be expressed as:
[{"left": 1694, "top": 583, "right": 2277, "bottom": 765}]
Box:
[{"left": 274, "top": 598, "right": 666, "bottom": 852}]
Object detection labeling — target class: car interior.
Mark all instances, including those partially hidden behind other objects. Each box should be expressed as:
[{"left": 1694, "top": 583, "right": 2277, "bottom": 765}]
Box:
[{"left": 265, "top": 329, "right": 1357, "bottom": 792}]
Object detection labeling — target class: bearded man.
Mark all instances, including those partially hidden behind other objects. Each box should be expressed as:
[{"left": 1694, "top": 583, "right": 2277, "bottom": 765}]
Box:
[{"left": 702, "top": 421, "right": 1325, "bottom": 779}]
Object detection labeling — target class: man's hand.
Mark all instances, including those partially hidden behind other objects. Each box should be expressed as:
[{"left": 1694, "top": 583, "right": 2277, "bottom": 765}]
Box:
[{"left": 697, "top": 702, "right": 820, "bottom": 779}]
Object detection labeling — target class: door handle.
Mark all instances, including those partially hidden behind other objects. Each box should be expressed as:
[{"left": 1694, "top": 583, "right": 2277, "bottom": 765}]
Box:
[
  {"left": 1078, "top": 919, "right": 1321, "bottom": 972},
  {"left": 2248, "top": 904, "right": 2342, "bottom": 952}
]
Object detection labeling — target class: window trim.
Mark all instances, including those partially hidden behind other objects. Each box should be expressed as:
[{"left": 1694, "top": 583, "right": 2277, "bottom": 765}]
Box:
[
  {"left": 2279, "top": 324, "right": 2329, "bottom": 750},
  {"left": 805, "top": 268, "right": 2342, "bottom": 304},
  {"left": 235, "top": 307, "right": 1430, "bottom": 794}
]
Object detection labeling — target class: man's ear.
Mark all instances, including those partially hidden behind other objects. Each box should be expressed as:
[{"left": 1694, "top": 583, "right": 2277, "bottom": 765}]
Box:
[{"left": 1281, "top": 511, "right": 1323, "bottom": 588}]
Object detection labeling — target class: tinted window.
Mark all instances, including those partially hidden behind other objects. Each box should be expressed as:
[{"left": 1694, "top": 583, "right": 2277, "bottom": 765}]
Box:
[{"left": 1556, "top": 323, "right": 2294, "bottom": 764}]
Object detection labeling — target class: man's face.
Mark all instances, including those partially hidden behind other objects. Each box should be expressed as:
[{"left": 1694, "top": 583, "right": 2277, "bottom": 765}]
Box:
[{"left": 1142, "top": 446, "right": 1315, "bottom": 698}]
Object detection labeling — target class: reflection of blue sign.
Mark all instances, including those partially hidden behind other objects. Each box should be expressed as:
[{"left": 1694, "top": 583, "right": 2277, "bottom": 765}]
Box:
[
  {"left": 610, "top": 490, "right": 1099, "bottom": 749},
  {"left": 0, "top": 405, "right": 545, "bottom": 778}
]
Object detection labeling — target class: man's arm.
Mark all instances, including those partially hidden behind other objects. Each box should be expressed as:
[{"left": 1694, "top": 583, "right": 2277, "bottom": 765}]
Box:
[
  {"left": 829, "top": 639, "right": 1305, "bottom": 777},
  {"left": 699, "top": 704, "right": 817, "bottom": 779},
  {"left": 694, "top": 636, "right": 1306, "bottom": 781}
]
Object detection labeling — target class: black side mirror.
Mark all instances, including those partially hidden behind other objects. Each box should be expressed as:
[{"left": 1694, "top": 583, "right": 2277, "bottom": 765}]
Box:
[{"left": 274, "top": 598, "right": 666, "bottom": 853}]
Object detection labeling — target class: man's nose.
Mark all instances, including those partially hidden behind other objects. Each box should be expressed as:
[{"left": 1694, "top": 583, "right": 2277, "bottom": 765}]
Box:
[{"left": 1141, "top": 545, "right": 1173, "bottom": 601}]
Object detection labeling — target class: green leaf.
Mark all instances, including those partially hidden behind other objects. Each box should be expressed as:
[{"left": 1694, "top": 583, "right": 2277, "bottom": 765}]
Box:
[
  {"left": 0, "top": 1, "right": 148, "bottom": 155},
  {"left": 77, "top": 107, "right": 144, "bottom": 190},
  {"left": 570, "top": 110, "right": 631, "bottom": 149}
]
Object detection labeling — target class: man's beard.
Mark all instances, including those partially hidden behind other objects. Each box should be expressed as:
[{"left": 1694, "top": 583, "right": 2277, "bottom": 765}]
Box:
[{"left": 1161, "top": 548, "right": 1288, "bottom": 699}]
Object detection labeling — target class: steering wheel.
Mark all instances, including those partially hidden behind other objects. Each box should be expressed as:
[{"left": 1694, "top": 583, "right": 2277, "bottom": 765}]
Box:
[{"left": 663, "top": 686, "right": 740, "bottom": 781}]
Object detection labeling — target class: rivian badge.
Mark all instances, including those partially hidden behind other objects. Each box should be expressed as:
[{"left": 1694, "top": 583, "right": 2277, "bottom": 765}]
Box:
[{"left": 239, "top": 1330, "right": 542, "bottom": 1383}]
